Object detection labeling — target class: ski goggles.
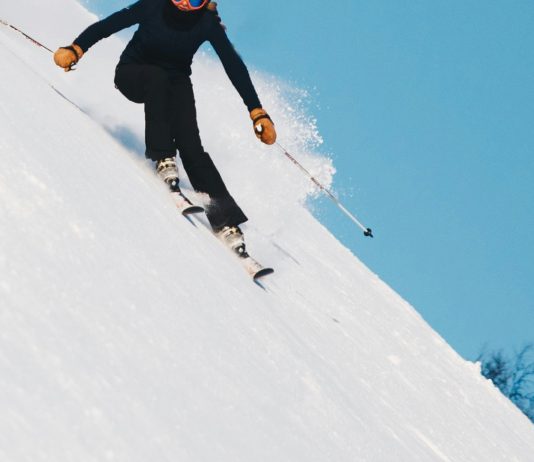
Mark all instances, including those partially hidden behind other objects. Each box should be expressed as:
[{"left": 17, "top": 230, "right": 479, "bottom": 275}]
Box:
[{"left": 171, "top": 0, "right": 208, "bottom": 11}]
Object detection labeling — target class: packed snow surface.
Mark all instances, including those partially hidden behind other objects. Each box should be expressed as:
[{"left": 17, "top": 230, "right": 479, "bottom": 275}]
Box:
[{"left": 1, "top": 1, "right": 533, "bottom": 461}]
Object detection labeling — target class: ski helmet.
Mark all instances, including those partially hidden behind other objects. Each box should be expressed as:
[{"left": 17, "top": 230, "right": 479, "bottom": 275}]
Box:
[{"left": 172, "top": 0, "right": 208, "bottom": 11}]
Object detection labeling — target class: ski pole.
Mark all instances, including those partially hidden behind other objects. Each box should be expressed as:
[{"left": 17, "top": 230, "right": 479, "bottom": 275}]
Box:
[
  {"left": 0, "top": 19, "right": 78, "bottom": 70},
  {"left": 0, "top": 19, "right": 54, "bottom": 53},
  {"left": 275, "top": 142, "right": 373, "bottom": 238}
]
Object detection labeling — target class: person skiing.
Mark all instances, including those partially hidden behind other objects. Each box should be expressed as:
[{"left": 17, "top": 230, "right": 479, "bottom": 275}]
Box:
[{"left": 53, "top": 0, "right": 276, "bottom": 256}]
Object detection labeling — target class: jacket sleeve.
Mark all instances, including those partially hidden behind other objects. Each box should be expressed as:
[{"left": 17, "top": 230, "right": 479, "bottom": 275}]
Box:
[
  {"left": 208, "top": 18, "right": 262, "bottom": 112},
  {"left": 74, "top": 0, "right": 147, "bottom": 52}
]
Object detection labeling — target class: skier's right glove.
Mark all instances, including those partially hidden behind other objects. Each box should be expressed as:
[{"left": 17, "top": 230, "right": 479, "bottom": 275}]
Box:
[
  {"left": 53, "top": 44, "right": 84, "bottom": 72},
  {"left": 250, "top": 108, "right": 277, "bottom": 145},
  {"left": 206, "top": 2, "right": 226, "bottom": 29}
]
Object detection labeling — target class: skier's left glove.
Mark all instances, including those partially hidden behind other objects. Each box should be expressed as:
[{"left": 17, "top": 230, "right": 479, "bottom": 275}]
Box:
[
  {"left": 53, "top": 44, "right": 84, "bottom": 72},
  {"left": 250, "top": 108, "right": 277, "bottom": 145}
]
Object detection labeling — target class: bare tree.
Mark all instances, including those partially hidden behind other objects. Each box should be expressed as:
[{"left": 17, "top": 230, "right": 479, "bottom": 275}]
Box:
[{"left": 478, "top": 344, "right": 534, "bottom": 423}]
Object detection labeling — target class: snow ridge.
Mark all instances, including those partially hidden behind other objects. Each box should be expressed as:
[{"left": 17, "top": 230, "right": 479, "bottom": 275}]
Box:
[{"left": 1, "top": 1, "right": 533, "bottom": 461}]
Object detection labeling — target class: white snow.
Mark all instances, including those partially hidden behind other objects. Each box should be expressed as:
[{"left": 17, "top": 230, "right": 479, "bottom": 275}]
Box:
[{"left": 1, "top": 1, "right": 533, "bottom": 461}]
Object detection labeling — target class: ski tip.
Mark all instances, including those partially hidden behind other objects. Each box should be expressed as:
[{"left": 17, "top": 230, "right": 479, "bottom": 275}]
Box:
[
  {"left": 181, "top": 205, "right": 205, "bottom": 216},
  {"left": 253, "top": 267, "right": 274, "bottom": 280}
]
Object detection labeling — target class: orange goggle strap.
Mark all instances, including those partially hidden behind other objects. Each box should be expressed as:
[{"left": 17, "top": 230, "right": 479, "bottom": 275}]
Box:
[{"left": 171, "top": 0, "right": 208, "bottom": 11}]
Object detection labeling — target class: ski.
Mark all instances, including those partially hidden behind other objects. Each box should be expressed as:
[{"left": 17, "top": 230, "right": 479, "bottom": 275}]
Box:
[
  {"left": 162, "top": 172, "right": 273, "bottom": 281},
  {"left": 215, "top": 226, "right": 274, "bottom": 281},
  {"left": 168, "top": 193, "right": 274, "bottom": 280},
  {"left": 170, "top": 190, "right": 204, "bottom": 216},
  {"left": 177, "top": 206, "right": 274, "bottom": 280},
  {"left": 156, "top": 158, "right": 204, "bottom": 216},
  {"left": 238, "top": 254, "right": 274, "bottom": 280}
]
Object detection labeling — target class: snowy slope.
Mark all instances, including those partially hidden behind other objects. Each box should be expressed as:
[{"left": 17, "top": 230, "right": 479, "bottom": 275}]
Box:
[{"left": 1, "top": 1, "right": 533, "bottom": 461}]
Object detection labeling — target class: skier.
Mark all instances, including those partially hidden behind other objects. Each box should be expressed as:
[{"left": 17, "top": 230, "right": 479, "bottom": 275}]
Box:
[{"left": 53, "top": 0, "right": 277, "bottom": 256}]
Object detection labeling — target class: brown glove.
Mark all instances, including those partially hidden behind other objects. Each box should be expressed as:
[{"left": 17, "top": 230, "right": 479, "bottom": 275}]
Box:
[
  {"left": 250, "top": 108, "right": 276, "bottom": 145},
  {"left": 53, "top": 44, "right": 84, "bottom": 72},
  {"left": 206, "top": 1, "right": 218, "bottom": 11},
  {"left": 206, "top": 2, "right": 226, "bottom": 29}
]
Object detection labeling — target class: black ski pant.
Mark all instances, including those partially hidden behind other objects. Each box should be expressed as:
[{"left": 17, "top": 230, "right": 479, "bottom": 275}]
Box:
[{"left": 114, "top": 63, "right": 247, "bottom": 231}]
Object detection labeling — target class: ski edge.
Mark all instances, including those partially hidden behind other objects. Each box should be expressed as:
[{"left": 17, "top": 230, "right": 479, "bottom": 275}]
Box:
[{"left": 252, "top": 267, "right": 274, "bottom": 280}]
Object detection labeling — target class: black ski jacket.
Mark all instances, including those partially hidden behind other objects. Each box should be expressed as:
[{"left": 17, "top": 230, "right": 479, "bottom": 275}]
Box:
[{"left": 74, "top": 0, "right": 261, "bottom": 111}]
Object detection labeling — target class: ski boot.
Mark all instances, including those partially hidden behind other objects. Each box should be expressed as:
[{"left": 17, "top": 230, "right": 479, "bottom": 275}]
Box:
[
  {"left": 156, "top": 157, "right": 203, "bottom": 215},
  {"left": 216, "top": 225, "right": 248, "bottom": 257}
]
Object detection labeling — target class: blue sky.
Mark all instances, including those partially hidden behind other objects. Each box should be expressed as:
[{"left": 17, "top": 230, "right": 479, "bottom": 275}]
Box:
[{"left": 83, "top": 0, "right": 533, "bottom": 360}]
